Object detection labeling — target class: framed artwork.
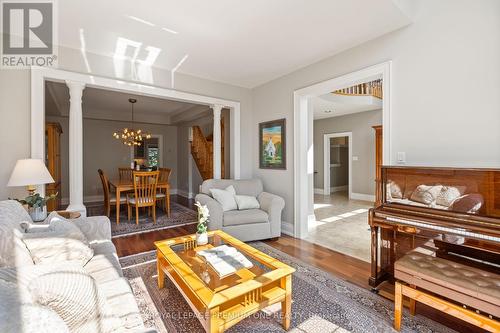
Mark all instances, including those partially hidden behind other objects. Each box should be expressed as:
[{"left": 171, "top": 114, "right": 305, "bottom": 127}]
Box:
[{"left": 259, "top": 118, "right": 286, "bottom": 169}]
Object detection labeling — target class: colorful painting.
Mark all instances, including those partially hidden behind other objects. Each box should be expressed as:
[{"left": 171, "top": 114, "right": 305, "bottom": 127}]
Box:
[{"left": 259, "top": 119, "right": 286, "bottom": 169}]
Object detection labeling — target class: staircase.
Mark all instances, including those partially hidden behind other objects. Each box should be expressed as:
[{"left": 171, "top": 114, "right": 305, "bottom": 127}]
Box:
[
  {"left": 191, "top": 118, "right": 225, "bottom": 180},
  {"left": 333, "top": 79, "right": 383, "bottom": 99}
]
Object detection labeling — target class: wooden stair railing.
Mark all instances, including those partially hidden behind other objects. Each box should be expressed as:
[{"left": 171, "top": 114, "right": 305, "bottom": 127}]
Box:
[
  {"left": 190, "top": 118, "right": 225, "bottom": 180},
  {"left": 332, "top": 79, "right": 383, "bottom": 99}
]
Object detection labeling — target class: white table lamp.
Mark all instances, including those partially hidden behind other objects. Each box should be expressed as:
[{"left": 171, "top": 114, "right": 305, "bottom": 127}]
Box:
[{"left": 7, "top": 159, "right": 55, "bottom": 195}]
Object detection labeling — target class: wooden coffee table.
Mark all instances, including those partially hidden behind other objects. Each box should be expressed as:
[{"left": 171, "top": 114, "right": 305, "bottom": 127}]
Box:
[{"left": 155, "top": 230, "right": 295, "bottom": 333}]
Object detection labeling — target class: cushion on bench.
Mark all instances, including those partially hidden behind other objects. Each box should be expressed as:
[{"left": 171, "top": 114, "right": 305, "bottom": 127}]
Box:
[{"left": 395, "top": 250, "right": 500, "bottom": 317}]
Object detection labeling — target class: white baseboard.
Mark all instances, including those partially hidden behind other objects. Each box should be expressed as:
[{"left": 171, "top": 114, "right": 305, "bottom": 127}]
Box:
[
  {"left": 314, "top": 186, "right": 348, "bottom": 195},
  {"left": 314, "top": 188, "right": 325, "bottom": 195},
  {"left": 331, "top": 185, "right": 347, "bottom": 193},
  {"left": 281, "top": 221, "right": 294, "bottom": 236},
  {"left": 61, "top": 195, "right": 102, "bottom": 205},
  {"left": 351, "top": 192, "right": 375, "bottom": 202},
  {"left": 176, "top": 189, "right": 194, "bottom": 199}
]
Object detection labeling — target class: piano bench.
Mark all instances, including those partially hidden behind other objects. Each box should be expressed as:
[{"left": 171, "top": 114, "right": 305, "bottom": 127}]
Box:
[{"left": 393, "top": 250, "right": 500, "bottom": 332}]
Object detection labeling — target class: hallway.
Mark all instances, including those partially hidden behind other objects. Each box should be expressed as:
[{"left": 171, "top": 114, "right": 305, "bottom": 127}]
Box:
[{"left": 307, "top": 191, "right": 372, "bottom": 262}]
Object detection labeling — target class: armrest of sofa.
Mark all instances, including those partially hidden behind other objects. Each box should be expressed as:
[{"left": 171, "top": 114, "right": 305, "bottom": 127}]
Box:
[
  {"left": 258, "top": 192, "right": 285, "bottom": 237},
  {"left": 195, "top": 193, "right": 224, "bottom": 231},
  {"left": 73, "top": 216, "right": 112, "bottom": 243}
]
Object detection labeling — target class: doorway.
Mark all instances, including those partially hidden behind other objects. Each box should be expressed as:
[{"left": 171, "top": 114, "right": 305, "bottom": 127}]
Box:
[
  {"left": 293, "top": 61, "right": 391, "bottom": 240},
  {"left": 323, "top": 132, "right": 352, "bottom": 198}
]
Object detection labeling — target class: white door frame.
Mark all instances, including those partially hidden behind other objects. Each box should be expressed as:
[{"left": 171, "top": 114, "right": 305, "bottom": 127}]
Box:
[
  {"left": 293, "top": 61, "right": 392, "bottom": 239},
  {"left": 323, "top": 132, "right": 352, "bottom": 198},
  {"left": 31, "top": 66, "right": 241, "bottom": 196}
]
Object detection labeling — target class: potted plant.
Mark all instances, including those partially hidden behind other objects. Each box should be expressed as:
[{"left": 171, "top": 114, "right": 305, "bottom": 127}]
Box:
[
  {"left": 195, "top": 201, "right": 210, "bottom": 245},
  {"left": 15, "top": 193, "right": 57, "bottom": 222}
]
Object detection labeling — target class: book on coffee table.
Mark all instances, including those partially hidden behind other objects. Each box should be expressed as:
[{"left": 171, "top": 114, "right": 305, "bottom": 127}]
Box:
[{"left": 197, "top": 245, "right": 253, "bottom": 278}]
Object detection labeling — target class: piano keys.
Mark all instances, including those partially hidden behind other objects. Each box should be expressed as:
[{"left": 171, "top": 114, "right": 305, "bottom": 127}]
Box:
[{"left": 369, "top": 166, "right": 500, "bottom": 288}]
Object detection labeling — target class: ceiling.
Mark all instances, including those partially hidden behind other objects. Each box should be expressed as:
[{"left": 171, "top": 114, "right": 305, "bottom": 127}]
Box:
[
  {"left": 313, "top": 93, "right": 382, "bottom": 120},
  {"left": 45, "top": 81, "right": 210, "bottom": 125},
  {"left": 57, "top": 0, "right": 412, "bottom": 88}
]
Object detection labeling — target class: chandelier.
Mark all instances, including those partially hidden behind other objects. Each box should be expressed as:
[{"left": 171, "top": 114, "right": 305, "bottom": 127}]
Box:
[{"left": 113, "top": 98, "right": 151, "bottom": 146}]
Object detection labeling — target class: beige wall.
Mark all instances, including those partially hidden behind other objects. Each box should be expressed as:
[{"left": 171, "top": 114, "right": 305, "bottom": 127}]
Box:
[
  {"left": 46, "top": 115, "right": 178, "bottom": 201},
  {"left": 313, "top": 110, "right": 382, "bottom": 195},
  {"left": 1, "top": 0, "right": 499, "bottom": 231},
  {"left": 252, "top": 0, "right": 500, "bottom": 224},
  {"left": 0, "top": 46, "right": 253, "bottom": 200},
  {"left": 0, "top": 69, "right": 31, "bottom": 200}
]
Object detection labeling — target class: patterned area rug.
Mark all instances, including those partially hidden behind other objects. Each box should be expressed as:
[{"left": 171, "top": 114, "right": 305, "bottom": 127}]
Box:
[
  {"left": 119, "top": 242, "right": 456, "bottom": 333},
  {"left": 87, "top": 202, "right": 197, "bottom": 237}
]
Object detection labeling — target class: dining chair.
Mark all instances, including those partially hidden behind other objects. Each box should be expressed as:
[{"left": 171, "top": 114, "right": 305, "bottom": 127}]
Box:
[
  {"left": 118, "top": 167, "right": 133, "bottom": 181},
  {"left": 127, "top": 171, "right": 159, "bottom": 225},
  {"left": 98, "top": 169, "right": 126, "bottom": 217},
  {"left": 156, "top": 167, "right": 171, "bottom": 217}
]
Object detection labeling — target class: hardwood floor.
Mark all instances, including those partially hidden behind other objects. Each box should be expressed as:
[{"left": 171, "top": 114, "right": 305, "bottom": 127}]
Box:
[{"left": 112, "top": 202, "right": 485, "bottom": 333}]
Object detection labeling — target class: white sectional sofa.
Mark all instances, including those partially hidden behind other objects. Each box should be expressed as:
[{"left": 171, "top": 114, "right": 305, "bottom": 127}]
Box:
[{"left": 0, "top": 200, "right": 155, "bottom": 333}]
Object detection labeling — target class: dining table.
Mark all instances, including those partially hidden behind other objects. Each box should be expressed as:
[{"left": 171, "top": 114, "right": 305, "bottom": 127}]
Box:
[{"left": 108, "top": 178, "right": 170, "bottom": 224}]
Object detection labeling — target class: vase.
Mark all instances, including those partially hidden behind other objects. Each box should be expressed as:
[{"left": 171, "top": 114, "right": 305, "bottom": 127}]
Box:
[
  {"left": 196, "top": 232, "right": 208, "bottom": 246},
  {"left": 29, "top": 206, "right": 47, "bottom": 222}
]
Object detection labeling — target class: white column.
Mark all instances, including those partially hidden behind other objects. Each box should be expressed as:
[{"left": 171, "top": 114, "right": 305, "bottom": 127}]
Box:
[
  {"left": 65, "top": 81, "right": 86, "bottom": 216},
  {"left": 211, "top": 104, "right": 223, "bottom": 179}
]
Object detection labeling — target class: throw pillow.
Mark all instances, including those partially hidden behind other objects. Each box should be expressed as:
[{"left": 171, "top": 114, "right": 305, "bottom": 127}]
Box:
[
  {"left": 436, "top": 186, "right": 466, "bottom": 207},
  {"left": 20, "top": 228, "right": 93, "bottom": 266},
  {"left": 47, "top": 212, "right": 89, "bottom": 245},
  {"left": 0, "top": 279, "right": 69, "bottom": 333},
  {"left": 449, "top": 193, "right": 484, "bottom": 214},
  {"left": 410, "top": 185, "right": 443, "bottom": 205},
  {"left": 225, "top": 185, "right": 236, "bottom": 195},
  {"left": 235, "top": 195, "right": 260, "bottom": 210},
  {"left": 210, "top": 186, "right": 238, "bottom": 211},
  {"left": 388, "top": 180, "right": 403, "bottom": 199}
]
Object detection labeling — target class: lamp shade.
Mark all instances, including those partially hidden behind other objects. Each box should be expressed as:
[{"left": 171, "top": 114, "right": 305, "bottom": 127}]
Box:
[{"left": 7, "top": 159, "right": 55, "bottom": 187}]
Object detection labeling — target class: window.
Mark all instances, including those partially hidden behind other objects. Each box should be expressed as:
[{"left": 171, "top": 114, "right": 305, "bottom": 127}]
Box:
[{"left": 147, "top": 145, "right": 159, "bottom": 167}]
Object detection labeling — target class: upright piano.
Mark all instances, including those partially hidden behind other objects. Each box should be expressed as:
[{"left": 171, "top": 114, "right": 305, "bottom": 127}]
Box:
[{"left": 369, "top": 166, "right": 500, "bottom": 288}]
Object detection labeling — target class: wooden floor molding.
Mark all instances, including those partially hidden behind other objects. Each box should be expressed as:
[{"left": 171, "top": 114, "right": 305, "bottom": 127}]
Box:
[{"left": 112, "top": 205, "right": 485, "bottom": 333}]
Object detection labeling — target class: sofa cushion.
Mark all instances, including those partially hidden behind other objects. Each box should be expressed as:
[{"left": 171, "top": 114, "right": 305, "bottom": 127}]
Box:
[
  {"left": 201, "top": 179, "right": 263, "bottom": 197},
  {"left": 0, "top": 279, "right": 69, "bottom": 333},
  {"left": 84, "top": 251, "right": 123, "bottom": 284},
  {"left": 29, "top": 265, "right": 121, "bottom": 333},
  {"left": 0, "top": 200, "right": 34, "bottom": 268},
  {"left": 223, "top": 209, "right": 268, "bottom": 227},
  {"left": 0, "top": 263, "right": 122, "bottom": 333},
  {"left": 210, "top": 186, "right": 238, "bottom": 211},
  {"left": 98, "top": 277, "right": 144, "bottom": 330}
]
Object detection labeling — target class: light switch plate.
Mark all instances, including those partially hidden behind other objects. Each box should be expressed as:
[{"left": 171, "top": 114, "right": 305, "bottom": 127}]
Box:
[{"left": 397, "top": 152, "right": 406, "bottom": 164}]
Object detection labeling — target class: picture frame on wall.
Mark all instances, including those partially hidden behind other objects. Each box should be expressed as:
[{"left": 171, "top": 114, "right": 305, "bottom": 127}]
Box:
[{"left": 259, "top": 118, "right": 286, "bottom": 169}]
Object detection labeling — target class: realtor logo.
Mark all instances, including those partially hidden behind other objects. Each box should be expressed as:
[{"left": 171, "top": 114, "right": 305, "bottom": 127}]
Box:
[{"left": 1, "top": 0, "right": 57, "bottom": 67}]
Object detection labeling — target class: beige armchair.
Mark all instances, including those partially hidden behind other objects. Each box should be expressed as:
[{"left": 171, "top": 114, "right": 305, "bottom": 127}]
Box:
[{"left": 195, "top": 179, "right": 285, "bottom": 242}]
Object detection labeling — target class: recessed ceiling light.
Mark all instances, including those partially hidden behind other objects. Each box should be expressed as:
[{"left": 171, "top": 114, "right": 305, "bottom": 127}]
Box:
[
  {"left": 161, "top": 27, "right": 178, "bottom": 34},
  {"left": 127, "top": 15, "right": 155, "bottom": 27}
]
